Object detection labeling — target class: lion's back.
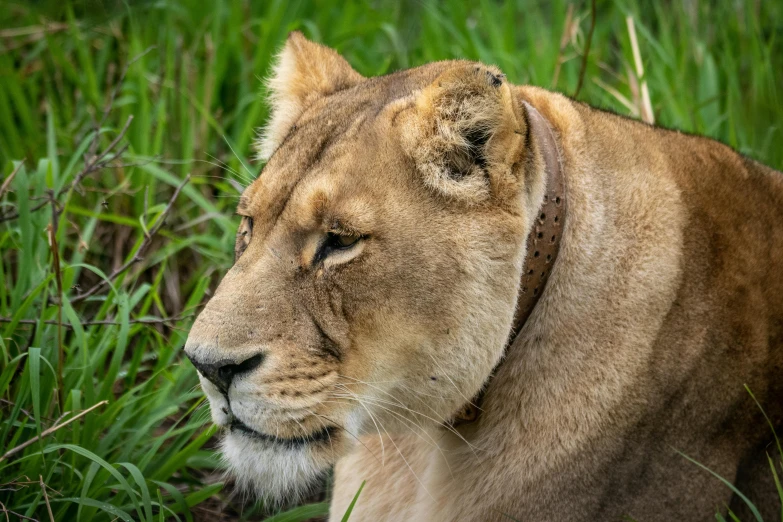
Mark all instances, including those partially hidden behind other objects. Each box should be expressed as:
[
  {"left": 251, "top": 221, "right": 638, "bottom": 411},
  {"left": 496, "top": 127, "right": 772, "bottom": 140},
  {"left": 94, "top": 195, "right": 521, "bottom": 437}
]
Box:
[{"left": 645, "top": 123, "right": 783, "bottom": 517}]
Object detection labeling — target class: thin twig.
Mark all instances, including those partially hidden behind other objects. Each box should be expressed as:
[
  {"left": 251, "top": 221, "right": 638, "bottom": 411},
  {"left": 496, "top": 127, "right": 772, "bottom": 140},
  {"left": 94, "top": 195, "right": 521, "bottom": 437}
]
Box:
[
  {"left": 72, "top": 115, "right": 134, "bottom": 200},
  {"left": 592, "top": 76, "right": 638, "bottom": 115},
  {"left": 101, "top": 142, "right": 130, "bottom": 166},
  {"left": 2, "top": 400, "right": 72, "bottom": 427},
  {"left": 0, "top": 163, "right": 29, "bottom": 223},
  {"left": 0, "top": 401, "right": 108, "bottom": 463},
  {"left": 0, "top": 503, "right": 38, "bottom": 522},
  {"left": 0, "top": 211, "right": 18, "bottom": 223},
  {"left": 39, "top": 476, "right": 54, "bottom": 522},
  {"left": 0, "top": 49, "right": 155, "bottom": 225},
  {"left": 69, "top": 174, "right": 191, "bottom": 303},
  {"left": 0, "top": 312, "right": 195, "bottom": 329},
  {"left": 47, "top": 191, "right": 65, "bottom": 409},
  {"left": 0, "top": 162, "right": 23, "bottom": 199},
  {"left": 0, "top": 200, "right": 48, "bottom": 224},
  {"left": 552, "top": 4, "right": 575, "bottom": 89},
  {"left": 0, "top": 22, "right": 70, "bottom": 38},
  {"left": 0, "top": 479, "right": 61, "bottom": 496},
  {"left": 97, "top": 47, "right": 155, "bottom": 137},
  {"left": 0, "top": 399, "right": 37, "bottom": 424},
  {"left": 0, "top": 115, "right": 132, "bottom": 224},
  {"left": 574, "top": 0, "right": 597, "bottom": 98},
  {"left": 84, "top": 115, "right": 133, "bottom": 176}
]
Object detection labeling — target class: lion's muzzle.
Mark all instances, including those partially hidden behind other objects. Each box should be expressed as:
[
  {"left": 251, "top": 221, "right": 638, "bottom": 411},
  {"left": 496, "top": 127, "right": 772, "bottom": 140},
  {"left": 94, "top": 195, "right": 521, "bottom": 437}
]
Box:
[{"left": 184, "top": 335, "right": 347, "bottom": 503}]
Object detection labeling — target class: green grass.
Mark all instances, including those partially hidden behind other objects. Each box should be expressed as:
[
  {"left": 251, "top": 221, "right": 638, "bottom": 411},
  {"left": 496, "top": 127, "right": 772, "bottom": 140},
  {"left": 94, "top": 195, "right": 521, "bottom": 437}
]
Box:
[{"left": 0, "top": 0, "right": 781, "bottom": 520}]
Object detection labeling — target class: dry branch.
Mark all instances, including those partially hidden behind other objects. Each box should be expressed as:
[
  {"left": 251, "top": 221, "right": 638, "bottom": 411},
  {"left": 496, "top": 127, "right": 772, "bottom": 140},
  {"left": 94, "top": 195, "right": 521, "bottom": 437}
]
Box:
[
  {"left": 69, "top": 174, "right": 191, "bottom": 303},
  {"left": 96, "top": 46, "right": 155, "bottom": 137},
  {"left": 0, "top": 312, "right": 195, "bottom": 329},
  {"left": 39, "top": 476, "right": 54, "bottom": 522},
  {"left": 0, "top": 48, "right": 155, "bottom": 225},
  {"left": 574, "top": 0, "right": 597, "bottom": 98},
  {"left": 0, "top": 162, "right": 23, "bottom": 199},
  {"left": 0, "top": 22, "right": 70, "bottom": 38},
  {"left": 47, "top": 191, "right": 65, "bottom": 409},
  {"left": 0, "top": 115, "right": 132, "bottom": 224},
  {"left": 0, "top": 503, "right": 38, "bottom": 522},
  {"left": 552, "top": 4, "right": 575, "bottom": 89},
  {"left": 0, "top": 401, "right": 108, "bottom": 463}
]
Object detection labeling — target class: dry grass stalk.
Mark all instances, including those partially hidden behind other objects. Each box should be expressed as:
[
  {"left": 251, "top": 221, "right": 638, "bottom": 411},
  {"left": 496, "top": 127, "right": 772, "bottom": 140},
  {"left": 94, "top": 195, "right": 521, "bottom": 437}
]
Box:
[
  {"left": 0, "top": 162, "right": 23, "bottom": 199},
  {"left": 552, "top": 4, "right": 575, "bottom": 88},
  {"left": 626, "top": 16, "right": 655, "bottom": 124},
  {"left": 0, "top": 401, "right": 108, "bottom": 463},
  {"left": 38, "top": 476, "right": 54, "bottom": 522}
]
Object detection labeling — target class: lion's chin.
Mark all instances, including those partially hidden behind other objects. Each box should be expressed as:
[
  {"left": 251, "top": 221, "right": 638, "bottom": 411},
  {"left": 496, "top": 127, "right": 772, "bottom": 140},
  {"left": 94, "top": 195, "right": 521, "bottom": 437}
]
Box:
[{"left": 220, "top": 429, "right": 340, "bottom": 506}]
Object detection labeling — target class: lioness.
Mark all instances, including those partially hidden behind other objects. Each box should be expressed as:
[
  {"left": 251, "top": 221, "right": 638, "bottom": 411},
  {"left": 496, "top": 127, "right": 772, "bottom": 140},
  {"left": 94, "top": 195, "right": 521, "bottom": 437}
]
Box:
[{"left": 184, "top": 32, "right": 783, "bottom": 521}]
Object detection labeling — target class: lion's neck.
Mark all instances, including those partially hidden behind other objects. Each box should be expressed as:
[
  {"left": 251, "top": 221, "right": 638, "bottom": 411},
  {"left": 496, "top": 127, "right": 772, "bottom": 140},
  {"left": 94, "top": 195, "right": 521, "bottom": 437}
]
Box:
[{"left": 456, "top": 85, "right": 685, "bottom": 474}]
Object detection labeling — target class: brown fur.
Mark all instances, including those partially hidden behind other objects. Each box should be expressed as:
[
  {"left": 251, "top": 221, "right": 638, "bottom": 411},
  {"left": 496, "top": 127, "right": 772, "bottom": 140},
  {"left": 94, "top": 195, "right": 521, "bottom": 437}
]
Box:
[{"left": 184, "top": 33, "right": 783, "bottom": 521}]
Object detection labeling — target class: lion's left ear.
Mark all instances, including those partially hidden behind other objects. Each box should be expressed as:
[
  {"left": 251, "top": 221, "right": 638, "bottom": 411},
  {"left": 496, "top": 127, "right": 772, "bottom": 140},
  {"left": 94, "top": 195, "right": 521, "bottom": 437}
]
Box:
[
  {"left": 398, "top": 64, "right": 528, "bottom": 205},
  {"left": 255, "top": 32, "right": 364, "bottom": 160}
]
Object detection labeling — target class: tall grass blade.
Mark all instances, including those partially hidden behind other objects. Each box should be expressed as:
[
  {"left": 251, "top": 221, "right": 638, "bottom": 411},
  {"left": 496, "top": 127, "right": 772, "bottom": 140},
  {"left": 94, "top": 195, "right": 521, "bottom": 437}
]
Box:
[
  {"left": 341, "top": 480, "right": 366, "bottom": 522},
  {"left": 676, "top": 449, "right": 763, "bottom": 522}
]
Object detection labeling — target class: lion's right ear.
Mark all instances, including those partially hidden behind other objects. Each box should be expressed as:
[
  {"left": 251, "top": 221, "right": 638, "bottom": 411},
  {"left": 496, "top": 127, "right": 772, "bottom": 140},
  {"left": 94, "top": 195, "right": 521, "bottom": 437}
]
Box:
[
  {"left": 255, "top": 32, "right": 364, "bottom": 160},
  {"left": 397, "top": 64, "right": 529, "bottom": 205}
]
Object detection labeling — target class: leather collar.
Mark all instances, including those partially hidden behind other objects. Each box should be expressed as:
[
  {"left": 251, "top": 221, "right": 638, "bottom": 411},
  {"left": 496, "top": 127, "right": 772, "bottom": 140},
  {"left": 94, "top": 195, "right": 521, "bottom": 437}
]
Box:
[{"left": 450, "top": 102, "right": 566, "bottom": 426}]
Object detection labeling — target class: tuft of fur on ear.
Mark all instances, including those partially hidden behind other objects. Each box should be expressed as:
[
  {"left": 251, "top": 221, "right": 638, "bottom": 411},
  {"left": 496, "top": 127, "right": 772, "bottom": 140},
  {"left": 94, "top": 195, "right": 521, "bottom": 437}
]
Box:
[
  {"left": 399, "top": 64, "right": 528, "bottom": 204},
  {"left": 255, "top": 32, "right": 364, "bottom": 160}
]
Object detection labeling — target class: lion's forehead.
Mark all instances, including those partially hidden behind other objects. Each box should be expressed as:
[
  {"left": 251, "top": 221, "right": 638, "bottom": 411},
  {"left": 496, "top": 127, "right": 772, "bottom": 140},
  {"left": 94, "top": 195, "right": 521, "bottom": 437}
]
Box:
[
  {"left": 239, "top": 103, "right": 398, "bottom": 235},
  {"left": 235, "top": 60, "right": 493, "bottom": 247},
  {"left": 240, "top": 60, "right": 465, "bottom": 210}
]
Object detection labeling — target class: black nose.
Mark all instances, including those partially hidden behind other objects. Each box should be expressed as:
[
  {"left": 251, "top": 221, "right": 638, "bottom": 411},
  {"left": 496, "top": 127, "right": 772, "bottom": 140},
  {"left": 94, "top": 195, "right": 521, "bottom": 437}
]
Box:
[{"left": 186, "top": 352, "right": 265, "bottom": 395}]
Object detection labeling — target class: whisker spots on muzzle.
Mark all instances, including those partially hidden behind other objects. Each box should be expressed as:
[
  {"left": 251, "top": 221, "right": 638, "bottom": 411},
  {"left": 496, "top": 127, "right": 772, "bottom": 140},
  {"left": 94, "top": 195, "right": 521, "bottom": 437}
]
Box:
[{"left": 264, "top": 368, "right": 338, "bottom": 385}]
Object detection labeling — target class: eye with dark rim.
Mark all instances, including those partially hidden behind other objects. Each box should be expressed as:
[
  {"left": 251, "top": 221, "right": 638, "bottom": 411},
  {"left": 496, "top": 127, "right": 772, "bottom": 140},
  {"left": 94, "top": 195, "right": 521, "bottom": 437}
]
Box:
[
  {"left": 326, "top": 231, "right": 360, "bottom": 249},
  {"left": 314, "top": 231, "right": 363, "bottom": 265}
]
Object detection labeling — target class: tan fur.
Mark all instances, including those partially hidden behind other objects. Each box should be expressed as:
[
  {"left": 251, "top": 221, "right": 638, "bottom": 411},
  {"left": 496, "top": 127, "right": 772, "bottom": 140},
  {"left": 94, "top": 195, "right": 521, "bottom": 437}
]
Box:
[{"left": 185, "top": 33, "right": 783, "bottom": 521}]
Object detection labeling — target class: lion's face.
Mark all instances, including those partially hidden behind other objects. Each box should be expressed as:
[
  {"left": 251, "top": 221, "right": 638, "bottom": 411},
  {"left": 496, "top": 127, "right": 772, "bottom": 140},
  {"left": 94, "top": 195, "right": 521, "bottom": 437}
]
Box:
[{"left": 184, "top": 33, "right": 545, "bottom": 503}]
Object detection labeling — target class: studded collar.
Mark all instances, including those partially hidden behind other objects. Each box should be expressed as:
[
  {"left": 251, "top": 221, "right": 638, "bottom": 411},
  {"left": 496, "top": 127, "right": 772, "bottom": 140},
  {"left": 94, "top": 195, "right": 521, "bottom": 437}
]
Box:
[{"left": 450, "top": 101, "right": 566, "bottom": 426}]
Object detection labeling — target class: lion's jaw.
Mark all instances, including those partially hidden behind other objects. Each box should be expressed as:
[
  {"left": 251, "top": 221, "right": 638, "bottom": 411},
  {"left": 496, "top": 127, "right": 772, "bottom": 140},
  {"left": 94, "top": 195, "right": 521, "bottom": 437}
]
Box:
[{"left": 184, "top": 33, "right": 547, "bottom": 504}]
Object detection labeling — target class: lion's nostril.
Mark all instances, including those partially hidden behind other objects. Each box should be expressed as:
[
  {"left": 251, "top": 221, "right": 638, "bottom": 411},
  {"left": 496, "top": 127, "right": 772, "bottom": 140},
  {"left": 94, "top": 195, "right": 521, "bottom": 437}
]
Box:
[
  {"left": 233, "top": 353, "right": 264, "bottom": 375},
  {"left": 218, "top": 366, "right": 234, "bottom": 385},
  {"left": 187, "top": 352, "right": 265, "bottom": 395}
]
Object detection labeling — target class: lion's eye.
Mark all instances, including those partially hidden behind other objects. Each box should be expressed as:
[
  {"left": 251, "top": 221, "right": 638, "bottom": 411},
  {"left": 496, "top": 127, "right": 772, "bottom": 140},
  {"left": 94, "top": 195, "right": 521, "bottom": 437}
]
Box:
[
  {"left": 312, "top": 230, "right": 364, "bottom": 266},
  {"left": 333, "top": 232, "right": 360, "bottom": 248},
  {"left": 326, "top": 232, "right": 360, "bottom": 250},
  {"left": 313, "top": 231, "right": 362, "bottom": 265}
]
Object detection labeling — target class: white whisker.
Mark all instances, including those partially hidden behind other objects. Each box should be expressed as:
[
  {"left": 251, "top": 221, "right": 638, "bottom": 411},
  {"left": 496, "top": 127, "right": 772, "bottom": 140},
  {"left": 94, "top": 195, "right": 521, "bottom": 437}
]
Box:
[
  {"left": 326, "top": 393, "right": 454, "bottom": 478},
  {"left": 322, "top": 397, "right": 436, "bottom": 501},
  {"left": 334, "top": 375, "right": 483, "bottom": 453},
  {"left": 306, "top": 374, "right": 385, "bottom": 464},
  {"left": 222, "top": 135, "right": 255, "bottom": 180},
  {"left": 330, "top": 392, "right": 386, "bottom": 465}
]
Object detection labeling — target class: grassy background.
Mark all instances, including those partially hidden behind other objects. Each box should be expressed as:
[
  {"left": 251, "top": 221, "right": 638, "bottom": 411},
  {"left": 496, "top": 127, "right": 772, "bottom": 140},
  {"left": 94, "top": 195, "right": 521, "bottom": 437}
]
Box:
[{"left": 1, "top": 1, "right": 781, "bottom": 520}]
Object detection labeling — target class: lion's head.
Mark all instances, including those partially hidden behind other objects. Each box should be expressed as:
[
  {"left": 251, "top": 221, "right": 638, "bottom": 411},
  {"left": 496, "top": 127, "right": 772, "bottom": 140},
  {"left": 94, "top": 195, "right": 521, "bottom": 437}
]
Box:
[{"left": 184, "top": 32, "right": 549, "bottom": 503}]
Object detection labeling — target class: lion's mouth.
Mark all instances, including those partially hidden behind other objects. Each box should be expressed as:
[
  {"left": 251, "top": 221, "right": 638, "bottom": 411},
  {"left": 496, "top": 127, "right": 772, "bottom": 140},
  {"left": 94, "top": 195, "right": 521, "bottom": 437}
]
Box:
[{"left": 229, "top": 419, "right": 337, "bottom": 448}]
